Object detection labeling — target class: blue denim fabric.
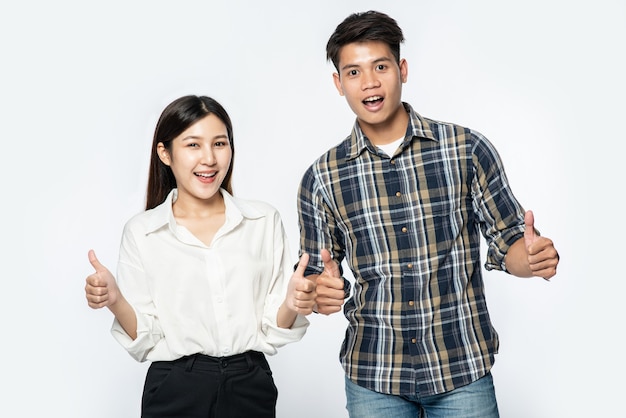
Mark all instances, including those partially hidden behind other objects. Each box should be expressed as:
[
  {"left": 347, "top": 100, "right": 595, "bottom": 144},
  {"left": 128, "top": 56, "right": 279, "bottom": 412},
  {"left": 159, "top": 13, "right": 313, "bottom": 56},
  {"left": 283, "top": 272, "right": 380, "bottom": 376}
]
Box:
[{"left": 345, "top": 373, "right": 499, "bottom": 418}]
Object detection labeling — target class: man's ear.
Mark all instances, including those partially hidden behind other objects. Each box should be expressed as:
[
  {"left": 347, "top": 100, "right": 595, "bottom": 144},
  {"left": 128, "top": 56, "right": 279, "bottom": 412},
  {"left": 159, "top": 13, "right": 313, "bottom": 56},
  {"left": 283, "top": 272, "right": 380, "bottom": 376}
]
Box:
[
  {"left": 332, "top": 72, "right": 344, "bottom": 96},
  {"left": 399, "top": 58, "right": 408, "bottom": 84}
]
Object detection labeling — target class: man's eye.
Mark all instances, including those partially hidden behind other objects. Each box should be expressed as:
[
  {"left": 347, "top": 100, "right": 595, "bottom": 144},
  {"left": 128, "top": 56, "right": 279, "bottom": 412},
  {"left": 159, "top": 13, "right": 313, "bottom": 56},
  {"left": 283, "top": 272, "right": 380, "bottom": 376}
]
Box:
[
  {"left": 377, "top": 64, "right": 386, "bottom": 70},
  {"left": 349, "top": 69, "right": 358, "bottom": 76}
]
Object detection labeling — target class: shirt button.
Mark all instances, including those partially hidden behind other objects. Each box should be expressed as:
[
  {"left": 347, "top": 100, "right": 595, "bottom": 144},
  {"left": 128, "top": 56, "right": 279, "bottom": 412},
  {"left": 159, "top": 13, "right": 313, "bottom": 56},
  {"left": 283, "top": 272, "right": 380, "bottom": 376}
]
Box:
[
  {"left": 390, "top": 160, "right": 396, "bottom": 165},
  {"left": 395, "top": 191, "right": 401, "bottom": 197},
  {"left": 411, "top": 338, "right": 417, "bottom": 344},
  {"left": 402, "top": 227, "right": 408, "bottom": 233},
  {"left": 408, "top": 300, "right": 414, "bottom": 306},
  {"left": 223, "top": 347, "right": 230, "bottom": 354},
  {"left": 407, "top": 263, "right": 413, "bottom": 269}
]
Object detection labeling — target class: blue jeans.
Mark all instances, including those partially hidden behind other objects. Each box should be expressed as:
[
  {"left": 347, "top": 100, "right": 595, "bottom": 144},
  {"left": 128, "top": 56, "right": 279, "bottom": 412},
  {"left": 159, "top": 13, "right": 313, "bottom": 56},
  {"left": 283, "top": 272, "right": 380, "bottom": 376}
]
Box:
[{"left": 345, "top": 373, "right": 499, "bottom": 418}]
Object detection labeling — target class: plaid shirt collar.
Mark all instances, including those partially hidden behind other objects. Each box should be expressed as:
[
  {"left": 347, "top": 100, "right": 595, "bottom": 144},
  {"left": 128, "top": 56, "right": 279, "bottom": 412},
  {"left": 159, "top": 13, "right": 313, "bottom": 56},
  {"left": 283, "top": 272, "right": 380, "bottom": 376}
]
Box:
[{"left": 345, "top": 102, "right": 439, "bottom": 161}]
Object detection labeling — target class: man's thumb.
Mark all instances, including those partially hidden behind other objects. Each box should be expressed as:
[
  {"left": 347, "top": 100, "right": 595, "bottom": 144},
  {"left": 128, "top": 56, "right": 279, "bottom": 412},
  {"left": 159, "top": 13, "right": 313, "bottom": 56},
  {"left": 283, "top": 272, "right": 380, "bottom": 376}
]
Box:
[
  {"left": 523, "top": 210, "right": 536, "bottom": 248},
  {"left": 321, "top": 248, "right": 339, "bottom": 276}
]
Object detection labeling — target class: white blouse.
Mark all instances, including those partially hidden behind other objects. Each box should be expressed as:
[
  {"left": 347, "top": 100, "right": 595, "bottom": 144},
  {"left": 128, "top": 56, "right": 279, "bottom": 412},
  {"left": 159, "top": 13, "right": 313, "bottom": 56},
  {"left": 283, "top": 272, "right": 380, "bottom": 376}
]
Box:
[{"left": 110, "top": 189, "right": 309, "bottom": 362}]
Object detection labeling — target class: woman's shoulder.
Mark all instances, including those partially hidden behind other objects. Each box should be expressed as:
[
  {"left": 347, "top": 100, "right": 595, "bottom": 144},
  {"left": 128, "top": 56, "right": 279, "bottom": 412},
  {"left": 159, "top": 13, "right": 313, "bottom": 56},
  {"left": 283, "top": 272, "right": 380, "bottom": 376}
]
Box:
[
  {"left": 226, "top": 194, "right": 283, "bottom": 223},
  {"left": 122, "top": 203, "right": 168, "bottom": 235},
  {"left": 230, "top": 194, "right": 279, "bottom": 214}
]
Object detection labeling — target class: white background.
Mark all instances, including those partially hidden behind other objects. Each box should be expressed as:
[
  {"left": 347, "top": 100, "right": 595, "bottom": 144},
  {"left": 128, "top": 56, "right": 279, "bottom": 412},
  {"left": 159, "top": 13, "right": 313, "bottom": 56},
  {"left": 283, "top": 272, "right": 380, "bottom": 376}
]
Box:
[{"left": 1, "top": 0, "right": 624, "bottom": 417}]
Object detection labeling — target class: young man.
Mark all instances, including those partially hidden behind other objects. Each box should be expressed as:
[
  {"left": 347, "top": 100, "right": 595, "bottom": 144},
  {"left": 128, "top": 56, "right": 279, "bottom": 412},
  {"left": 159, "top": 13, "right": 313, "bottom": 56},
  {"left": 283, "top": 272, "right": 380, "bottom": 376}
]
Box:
[{"left": 296, "top": 10, "right": 560, "bottom": 418}]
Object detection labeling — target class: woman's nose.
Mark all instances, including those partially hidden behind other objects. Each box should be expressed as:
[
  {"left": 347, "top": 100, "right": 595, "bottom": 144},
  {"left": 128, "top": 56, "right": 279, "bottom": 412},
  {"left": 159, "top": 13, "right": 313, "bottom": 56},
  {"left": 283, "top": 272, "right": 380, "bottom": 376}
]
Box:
[{"left": 202, "top": 148, "right": 216, "bottom": 164}]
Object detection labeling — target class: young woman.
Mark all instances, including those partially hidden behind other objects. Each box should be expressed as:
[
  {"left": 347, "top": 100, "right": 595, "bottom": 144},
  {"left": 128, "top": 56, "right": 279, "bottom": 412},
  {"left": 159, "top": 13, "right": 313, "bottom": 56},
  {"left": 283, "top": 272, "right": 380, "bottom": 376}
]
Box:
[{"left": 85, "top": 95, "right": 316, "bottom": 417}]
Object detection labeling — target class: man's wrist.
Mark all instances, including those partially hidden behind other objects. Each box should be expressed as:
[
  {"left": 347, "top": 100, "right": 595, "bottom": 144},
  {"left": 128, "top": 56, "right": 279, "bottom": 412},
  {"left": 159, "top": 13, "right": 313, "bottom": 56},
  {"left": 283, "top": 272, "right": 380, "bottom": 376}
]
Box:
[{"left": 342, "top": 277, "right": 351, "bottom": 299}]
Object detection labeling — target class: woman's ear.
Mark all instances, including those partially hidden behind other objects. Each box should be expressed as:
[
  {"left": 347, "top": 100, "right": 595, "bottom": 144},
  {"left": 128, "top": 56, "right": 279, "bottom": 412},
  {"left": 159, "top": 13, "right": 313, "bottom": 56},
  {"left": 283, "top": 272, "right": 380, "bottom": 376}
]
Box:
[{"left": 157, "top": 142, "right": 171, "bottom": 166}]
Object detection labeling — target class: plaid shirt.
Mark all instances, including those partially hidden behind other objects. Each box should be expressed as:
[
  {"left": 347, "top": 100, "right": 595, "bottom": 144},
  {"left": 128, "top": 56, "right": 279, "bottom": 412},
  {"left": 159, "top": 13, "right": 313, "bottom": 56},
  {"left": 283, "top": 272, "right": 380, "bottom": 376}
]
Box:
[{"left": 297, "top": 102, "right": 526, "bottom": 396}]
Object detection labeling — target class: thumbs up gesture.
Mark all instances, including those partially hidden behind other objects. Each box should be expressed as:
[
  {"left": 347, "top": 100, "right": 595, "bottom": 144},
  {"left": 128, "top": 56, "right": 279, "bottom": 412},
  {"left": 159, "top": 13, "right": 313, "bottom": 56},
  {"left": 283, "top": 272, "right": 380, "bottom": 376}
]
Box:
[
  {"left": 85, "top": 250, "right": 121, "bottom": 309},
  {"left": 523, "top": 210, "right": 560, "bottom": 280},
  {"left": 285, "top": 252, "right": 317, "bottom": 315},
  {"left": 314, "top": 249, "right": 345, "bottom": 315}
]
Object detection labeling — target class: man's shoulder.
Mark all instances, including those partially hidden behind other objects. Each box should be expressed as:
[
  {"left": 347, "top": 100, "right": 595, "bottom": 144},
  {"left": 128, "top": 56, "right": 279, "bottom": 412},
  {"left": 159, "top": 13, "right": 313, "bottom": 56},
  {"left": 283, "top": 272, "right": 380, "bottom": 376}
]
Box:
[
  {"left": 417, "top": 114, "right": 485, "bottom": 146},
  {"left": 308, "top": 134, "right": 352, "bottom": 167},
  {"left": 421, "top": 114, "right": 471, "bottom": 131}
]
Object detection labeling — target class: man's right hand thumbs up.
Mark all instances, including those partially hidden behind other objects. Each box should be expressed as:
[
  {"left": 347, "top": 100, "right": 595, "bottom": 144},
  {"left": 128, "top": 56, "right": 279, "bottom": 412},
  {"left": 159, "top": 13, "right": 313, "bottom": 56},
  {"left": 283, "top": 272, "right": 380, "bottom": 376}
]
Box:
[{"left": 314, "top": 249, "right": 345, "bottom": 315}]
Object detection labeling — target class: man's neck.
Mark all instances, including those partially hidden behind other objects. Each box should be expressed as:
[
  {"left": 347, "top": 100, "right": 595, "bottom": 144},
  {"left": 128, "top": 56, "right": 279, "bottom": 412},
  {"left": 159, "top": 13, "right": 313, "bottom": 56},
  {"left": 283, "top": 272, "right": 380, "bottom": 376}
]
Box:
[{"left": 359, "top": 105, "right": 409, "bottom": 145}]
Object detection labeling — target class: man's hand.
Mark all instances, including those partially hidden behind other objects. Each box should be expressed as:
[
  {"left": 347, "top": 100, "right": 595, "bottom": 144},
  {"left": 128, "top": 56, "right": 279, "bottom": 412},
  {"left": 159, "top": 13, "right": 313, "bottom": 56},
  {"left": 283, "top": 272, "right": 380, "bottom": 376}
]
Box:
[
  {"left": 314, "top": 249, "right": 345, "bottom": 315},
  {"left": 523, "top": 210, "right": 560, "bottom": 280}
]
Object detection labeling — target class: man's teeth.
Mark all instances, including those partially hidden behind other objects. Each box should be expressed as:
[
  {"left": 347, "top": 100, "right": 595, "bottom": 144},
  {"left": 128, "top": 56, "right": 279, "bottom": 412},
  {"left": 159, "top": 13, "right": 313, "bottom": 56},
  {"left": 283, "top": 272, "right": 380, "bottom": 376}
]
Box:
[{"left": 364, "top": 96, "right": 382, "bottom": 102}]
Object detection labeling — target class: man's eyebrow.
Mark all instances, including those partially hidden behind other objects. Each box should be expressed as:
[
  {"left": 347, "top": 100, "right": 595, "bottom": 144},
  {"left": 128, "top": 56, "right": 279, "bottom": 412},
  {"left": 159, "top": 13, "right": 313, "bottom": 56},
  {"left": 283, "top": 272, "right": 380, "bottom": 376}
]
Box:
[
  {"left": 339, "top": 63, "right": 361, "bottom": 72},
  {"left": 339, "top": 57, "right": 392, "bottom": 72}
]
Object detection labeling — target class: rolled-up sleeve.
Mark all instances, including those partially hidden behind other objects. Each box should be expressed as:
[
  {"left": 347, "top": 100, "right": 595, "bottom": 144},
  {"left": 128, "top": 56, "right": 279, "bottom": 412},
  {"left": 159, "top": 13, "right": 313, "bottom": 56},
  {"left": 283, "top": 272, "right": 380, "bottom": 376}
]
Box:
[
  {"left": 260, "top": 210, "right": 309, "bottom": 352},
  {"left": 471, "top": 131, "right": 525, "bottom": 271},
  {"left": 110, "top": 226, "right": 164, "bottom": 362}
]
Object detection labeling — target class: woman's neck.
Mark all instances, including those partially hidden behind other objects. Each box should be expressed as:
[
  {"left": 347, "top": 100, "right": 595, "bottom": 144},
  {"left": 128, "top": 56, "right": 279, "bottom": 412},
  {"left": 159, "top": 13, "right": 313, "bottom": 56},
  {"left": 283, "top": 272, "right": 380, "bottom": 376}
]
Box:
[{"left": 172, "top": 189, "right": 225, "bottom": 220}]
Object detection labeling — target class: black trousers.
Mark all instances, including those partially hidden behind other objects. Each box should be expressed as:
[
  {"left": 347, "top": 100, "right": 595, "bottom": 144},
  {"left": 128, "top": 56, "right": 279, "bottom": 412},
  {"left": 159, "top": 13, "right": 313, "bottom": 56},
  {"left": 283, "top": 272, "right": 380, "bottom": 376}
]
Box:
[{"left": 141, "top": 351, "right": 277, "bottom": 418}]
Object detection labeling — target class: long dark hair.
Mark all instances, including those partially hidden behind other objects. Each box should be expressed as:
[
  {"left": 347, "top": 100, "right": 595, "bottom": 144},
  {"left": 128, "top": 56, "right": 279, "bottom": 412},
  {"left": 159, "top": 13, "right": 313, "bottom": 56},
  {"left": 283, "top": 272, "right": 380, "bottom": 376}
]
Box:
[
  {"left": 326, "top": 10, "right": 405, "bottom": 71},
  {"left": 145, "top": 95, "right": 235, "bottom": 210}
]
